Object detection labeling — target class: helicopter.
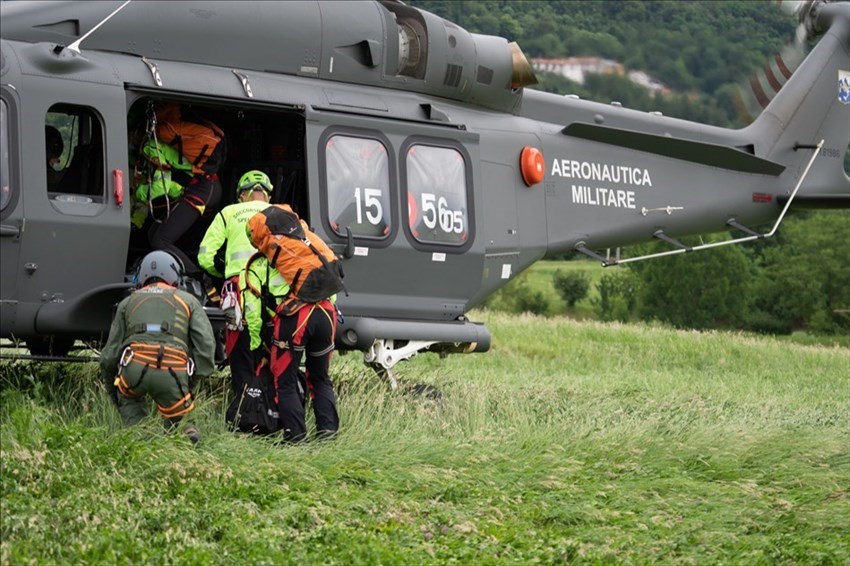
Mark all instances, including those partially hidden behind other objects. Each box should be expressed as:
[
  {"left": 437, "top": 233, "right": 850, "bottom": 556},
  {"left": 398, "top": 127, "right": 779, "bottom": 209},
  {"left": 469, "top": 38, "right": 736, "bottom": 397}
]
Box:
[{"left": 1, "top": 0, "right": 848, "bottom": 385}]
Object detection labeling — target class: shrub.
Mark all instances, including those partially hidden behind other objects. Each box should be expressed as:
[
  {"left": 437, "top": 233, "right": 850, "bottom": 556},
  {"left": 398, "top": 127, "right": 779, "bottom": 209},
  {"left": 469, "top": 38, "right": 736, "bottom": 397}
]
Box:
[
  {"left": 513, "top": 277, "right": 550, "bottom": 315},
  {"left": 633, "top": 242, "right": 752, "bottom": 330},
  {"left": 591, "top": 269, "right": 638, "bottom": 322},
  {"left": 552, "top": 270, "right": 590, "bottom": 307},
  {"left": 481, "top": 272, "right": 550, "bottom": 316}
]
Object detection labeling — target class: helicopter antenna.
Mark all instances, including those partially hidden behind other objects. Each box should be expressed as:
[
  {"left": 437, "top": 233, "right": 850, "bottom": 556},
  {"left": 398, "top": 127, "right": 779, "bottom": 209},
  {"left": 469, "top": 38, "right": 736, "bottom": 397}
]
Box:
[{"left": 67, "top": 0, "right": 133, "bottom": 54}]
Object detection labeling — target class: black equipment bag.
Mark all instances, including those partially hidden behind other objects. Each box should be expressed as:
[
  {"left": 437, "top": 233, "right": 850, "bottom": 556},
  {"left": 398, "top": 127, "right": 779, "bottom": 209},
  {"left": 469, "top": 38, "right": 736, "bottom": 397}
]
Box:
[
  {"left": 226, "top": 365, "right": 280, "bottom": 435},
  {"left": 226, "top": 367, "right": 307, "bottom": 435}
]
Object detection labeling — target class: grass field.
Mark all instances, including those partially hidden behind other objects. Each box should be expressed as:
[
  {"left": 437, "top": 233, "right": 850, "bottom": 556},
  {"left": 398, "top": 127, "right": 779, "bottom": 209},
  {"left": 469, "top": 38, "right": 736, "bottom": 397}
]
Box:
[{"left": 2, "top": 312, "right": 848, "bottom": 564}]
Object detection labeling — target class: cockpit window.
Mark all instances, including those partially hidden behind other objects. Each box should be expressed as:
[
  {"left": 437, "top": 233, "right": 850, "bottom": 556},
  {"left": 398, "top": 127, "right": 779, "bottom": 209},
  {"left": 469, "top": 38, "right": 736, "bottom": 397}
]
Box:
[
  {"left": 404, "top": 143, "right": 471, "bottom": 247},
  {"left": 45, "top": 104, "right": 104, "bottom": 203},
  {"left": 323, "top": 134, "right": 392, "bottom": 239}
]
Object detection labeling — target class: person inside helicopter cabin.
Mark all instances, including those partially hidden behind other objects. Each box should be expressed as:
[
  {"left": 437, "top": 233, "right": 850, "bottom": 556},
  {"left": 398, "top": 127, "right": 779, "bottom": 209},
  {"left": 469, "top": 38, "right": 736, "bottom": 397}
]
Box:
[
  {"left": 45, "top": 125, "right": 64, "bottom": 190},
  {"left": 197, "top": 170, "right": 276, "bottom": 397},
  {"left": 99, "top": 250, "right": 216, "bottom": 444},
  {"left": 142, "top": 102, "right": 226, "bottom": 298}
]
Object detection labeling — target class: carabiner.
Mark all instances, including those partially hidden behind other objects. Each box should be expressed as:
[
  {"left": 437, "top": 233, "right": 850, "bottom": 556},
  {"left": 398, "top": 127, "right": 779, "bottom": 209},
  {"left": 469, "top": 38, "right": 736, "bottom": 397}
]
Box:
[{"left": 119, "top": 346, "right": 134, "bottom": 367}]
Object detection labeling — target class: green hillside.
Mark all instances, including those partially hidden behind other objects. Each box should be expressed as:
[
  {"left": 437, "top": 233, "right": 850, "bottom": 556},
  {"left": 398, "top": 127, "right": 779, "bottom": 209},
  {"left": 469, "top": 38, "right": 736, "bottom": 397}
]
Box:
[
  {"left": 411, "top": 0, "right": 794, "bottom": 95},
  {"left": 410, "top": 0, "right": 798, "bottom": 126}
]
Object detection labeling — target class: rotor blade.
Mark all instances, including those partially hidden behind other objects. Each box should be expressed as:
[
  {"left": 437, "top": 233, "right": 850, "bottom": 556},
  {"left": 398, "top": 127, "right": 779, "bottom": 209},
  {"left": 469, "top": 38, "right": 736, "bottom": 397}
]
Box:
[{"left": 734, "top": 1, "right": 817, "bottom": 123}]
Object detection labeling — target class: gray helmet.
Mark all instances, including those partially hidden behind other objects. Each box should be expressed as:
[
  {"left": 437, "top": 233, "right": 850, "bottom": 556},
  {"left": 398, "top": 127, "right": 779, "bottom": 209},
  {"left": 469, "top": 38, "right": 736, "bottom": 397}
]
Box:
[{"left": 136, "top": 250, "right": 183, "bottom": 287}]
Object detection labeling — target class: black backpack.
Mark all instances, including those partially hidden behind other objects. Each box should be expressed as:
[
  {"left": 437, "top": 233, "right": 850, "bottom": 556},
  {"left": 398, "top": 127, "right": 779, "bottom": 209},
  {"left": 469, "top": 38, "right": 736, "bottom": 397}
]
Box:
[{"left": 226, "top": 367, "right": 306, "bottom": 435}]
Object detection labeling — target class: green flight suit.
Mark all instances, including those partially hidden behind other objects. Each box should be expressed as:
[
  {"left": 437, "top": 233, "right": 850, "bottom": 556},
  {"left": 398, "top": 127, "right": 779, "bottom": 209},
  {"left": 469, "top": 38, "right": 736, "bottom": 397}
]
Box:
[{"left": 100, "top": 283, "right": 216, "bottom": 426}]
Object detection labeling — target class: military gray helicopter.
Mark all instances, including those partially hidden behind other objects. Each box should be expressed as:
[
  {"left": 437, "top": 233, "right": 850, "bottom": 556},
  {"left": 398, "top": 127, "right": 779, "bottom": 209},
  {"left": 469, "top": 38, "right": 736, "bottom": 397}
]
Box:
[{"left": 1, "top": 0, "right": 848, "bottom": 384}]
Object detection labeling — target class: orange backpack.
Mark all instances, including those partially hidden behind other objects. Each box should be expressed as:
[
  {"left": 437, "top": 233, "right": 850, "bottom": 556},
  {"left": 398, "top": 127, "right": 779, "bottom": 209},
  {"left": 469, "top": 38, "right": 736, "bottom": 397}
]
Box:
[
  {"left": 246, "top": 204, "right": 346, "bottom": 303},
  {"left": 155, "top": 103, "right": 226, "bottom": 175}
]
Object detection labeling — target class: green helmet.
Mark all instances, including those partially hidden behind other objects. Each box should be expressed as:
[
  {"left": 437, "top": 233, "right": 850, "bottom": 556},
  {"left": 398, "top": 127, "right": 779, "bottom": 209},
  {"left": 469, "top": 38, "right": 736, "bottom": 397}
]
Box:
[{"left": 237, "top": 170, "right": 272, "bottom": 195}]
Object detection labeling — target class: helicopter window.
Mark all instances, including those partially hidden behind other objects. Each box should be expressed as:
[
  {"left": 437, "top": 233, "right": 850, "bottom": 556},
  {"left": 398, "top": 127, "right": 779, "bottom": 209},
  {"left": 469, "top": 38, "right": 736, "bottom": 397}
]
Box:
[
  {"left": 404, "top": 143, "right": 471, "bottom": 247},
  {"left": 45, "top": 104, "right": 104, "bottom": 203},
  {"left": 323, "top": 134, "right": 392, "bottom": 240},
  {"left": 0, "top": 99, "right": 10, "bottom": 211}
]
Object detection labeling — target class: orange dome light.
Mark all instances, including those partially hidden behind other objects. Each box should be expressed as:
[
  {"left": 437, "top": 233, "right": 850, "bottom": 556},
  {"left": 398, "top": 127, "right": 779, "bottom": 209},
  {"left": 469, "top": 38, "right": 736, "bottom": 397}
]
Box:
[{"left": 520, "top": 146, "right": 545, "bottom": 187}]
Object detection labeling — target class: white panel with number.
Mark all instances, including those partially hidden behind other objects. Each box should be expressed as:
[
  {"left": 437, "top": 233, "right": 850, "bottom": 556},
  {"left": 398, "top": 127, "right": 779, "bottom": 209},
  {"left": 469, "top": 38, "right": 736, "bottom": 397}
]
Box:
[{"left": 325, "top": 135, "right": 391, "bottom": 239}]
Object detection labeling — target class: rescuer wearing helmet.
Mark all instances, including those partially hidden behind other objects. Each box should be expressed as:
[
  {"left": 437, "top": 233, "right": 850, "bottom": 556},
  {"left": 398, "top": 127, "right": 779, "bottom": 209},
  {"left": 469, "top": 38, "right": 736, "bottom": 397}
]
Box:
[
  {"left": 198, "top": 170, "right": 278, "bottom": 398},
  {"left": 99, "top": 250, "right": 216, "bottom": 443}
]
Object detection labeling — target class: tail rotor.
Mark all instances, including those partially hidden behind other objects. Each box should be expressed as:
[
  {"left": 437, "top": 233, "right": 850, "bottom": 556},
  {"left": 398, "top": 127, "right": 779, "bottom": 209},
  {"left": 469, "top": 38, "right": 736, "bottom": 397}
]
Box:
[{"left": 734, "top": 0, "right": 829, "bottom": 123}]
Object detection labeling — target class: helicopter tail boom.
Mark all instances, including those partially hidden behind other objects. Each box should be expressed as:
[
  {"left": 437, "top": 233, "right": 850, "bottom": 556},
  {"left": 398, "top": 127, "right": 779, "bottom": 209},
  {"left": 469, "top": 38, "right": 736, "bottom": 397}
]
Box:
[{"left": 746, "top": 0, "right": 850, "bottom": 200}]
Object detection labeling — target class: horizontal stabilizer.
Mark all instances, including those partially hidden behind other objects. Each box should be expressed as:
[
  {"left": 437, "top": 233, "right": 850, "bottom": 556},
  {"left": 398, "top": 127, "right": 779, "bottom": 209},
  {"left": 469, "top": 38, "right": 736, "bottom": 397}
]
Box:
[{"left": 562, "top": 123, "right": 786, "bottom": 176}]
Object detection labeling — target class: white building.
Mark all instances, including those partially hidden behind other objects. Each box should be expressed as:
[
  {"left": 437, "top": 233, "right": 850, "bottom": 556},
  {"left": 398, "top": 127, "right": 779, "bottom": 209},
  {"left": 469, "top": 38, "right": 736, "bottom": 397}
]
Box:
[
  {"left": 532, "top": 56, "right": 669, "bottom": 94},
  {"left": 531, "top": 57, "right": 624, "bottom": 84}
]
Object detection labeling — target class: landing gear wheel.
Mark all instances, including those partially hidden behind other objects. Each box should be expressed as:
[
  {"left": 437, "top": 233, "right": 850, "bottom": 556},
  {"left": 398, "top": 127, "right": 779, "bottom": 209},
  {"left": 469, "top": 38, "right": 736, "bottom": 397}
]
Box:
[{"left": 25, "top": 336, "right": 75, "bottom": 357}]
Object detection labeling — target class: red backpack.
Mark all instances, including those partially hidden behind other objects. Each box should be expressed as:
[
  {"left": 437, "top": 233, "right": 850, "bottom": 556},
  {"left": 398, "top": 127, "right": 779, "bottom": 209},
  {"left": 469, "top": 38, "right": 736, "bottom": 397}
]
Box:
[{"left": 246, "top": 204, "right": 346, "bottom": 303}]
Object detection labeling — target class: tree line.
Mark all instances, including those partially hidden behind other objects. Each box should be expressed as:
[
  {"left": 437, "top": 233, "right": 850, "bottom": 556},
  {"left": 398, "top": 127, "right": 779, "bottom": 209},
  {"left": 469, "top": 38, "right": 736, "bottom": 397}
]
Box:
[{"left": 411, "top": 0, "right": 795, "bottom": 126}]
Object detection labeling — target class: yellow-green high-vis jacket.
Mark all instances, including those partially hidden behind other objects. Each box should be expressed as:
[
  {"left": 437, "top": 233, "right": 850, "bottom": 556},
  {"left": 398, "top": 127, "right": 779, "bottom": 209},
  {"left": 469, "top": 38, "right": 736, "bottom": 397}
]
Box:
[
  {"left": 240, "top": 255, "right": 290, "bottom": 351},
  {"left": 198, "top": 200, "right": 271, "bottom": 279}
]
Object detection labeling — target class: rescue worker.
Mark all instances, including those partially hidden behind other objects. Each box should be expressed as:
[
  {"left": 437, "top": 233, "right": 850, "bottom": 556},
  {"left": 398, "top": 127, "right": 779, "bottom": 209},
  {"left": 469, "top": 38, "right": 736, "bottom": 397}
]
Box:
[
  {"left": 100, "top": 250, "right": 216, "bottom": 443},
  {"left": 243, "top": 202, "right": 342, "bottom": 441},
  {"left": 225, "top": 251, "right": 293, "bottom": 432},
  {"left": 146, "top": 103, "right": 224, "bottom": 283},
  {"left": 198, "top": 170, "right": 274, "bottom": 396},
  {"left": 239, "top": 251, "right": 291, "bottom": 384}
]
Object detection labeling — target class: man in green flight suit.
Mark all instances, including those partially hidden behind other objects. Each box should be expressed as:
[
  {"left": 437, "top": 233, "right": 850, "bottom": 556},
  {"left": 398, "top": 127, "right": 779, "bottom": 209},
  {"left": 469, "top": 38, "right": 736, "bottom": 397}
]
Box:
[{"left": 100, "top": 250, "right": 216, "bottom": 444}]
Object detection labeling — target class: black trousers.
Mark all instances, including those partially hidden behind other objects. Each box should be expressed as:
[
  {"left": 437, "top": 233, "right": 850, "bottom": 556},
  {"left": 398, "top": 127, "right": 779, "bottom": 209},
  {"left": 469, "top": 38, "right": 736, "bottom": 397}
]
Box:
[
  {"left": 228, "top": 327, "right": 256, "bottom": 398},
  {"left": 149, "top": 176, "right": 221, "bottom": 276},
  {"left": 273, "top": 302, "right": 338, "bottom": 442}
]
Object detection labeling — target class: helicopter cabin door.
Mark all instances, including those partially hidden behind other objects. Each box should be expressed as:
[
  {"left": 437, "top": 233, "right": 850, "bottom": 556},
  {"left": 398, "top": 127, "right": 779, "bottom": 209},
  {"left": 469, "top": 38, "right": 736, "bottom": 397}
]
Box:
[
  {"left": 10, "top": 70, "right": 128, "bottom": 337},
  {"left": 0, "top": 90, "right": 22, "bottom": 317}
]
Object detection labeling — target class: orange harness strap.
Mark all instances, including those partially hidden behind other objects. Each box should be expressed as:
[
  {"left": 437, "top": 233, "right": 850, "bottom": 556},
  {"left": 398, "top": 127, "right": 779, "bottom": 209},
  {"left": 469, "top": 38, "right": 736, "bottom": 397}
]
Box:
[
  {"left": 116, "top": 374, "right": 142, "bottom": 398},
  {"left": 158, "top": 393, "right": 195, "bottom": 419},
  {"left": 127, "top": 343, "right": 189, "bottom": 370},
  {"left": 114, "top": 344, "right": 194, "bottom": 416}
]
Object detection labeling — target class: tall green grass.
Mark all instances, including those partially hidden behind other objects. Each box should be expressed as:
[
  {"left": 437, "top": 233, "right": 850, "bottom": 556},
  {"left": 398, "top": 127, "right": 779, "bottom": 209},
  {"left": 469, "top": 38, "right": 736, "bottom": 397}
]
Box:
[{"left": 2, "top": 314, "right": 848, "bottom": 563}]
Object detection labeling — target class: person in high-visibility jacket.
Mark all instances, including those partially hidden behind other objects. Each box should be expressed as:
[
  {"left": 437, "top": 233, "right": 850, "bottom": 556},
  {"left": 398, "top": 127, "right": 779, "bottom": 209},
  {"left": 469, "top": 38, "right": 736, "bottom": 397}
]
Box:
[
  {"left": 198, "top": 170, "right": 273, "bottom": 396},
  {"left": 100, "top": 250, "right": 216, "bottom": 444}
]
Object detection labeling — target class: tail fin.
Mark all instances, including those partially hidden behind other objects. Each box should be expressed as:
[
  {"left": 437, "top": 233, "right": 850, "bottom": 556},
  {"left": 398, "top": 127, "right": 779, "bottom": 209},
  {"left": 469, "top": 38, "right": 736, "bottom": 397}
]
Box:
[{"left": 747, "top": 1, "right": 850, "bottom": 202}]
